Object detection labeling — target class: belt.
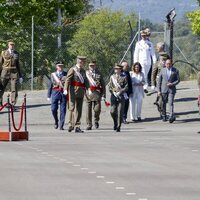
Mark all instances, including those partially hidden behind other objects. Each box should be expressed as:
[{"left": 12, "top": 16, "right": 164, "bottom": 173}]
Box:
[
  {"left": 90, "top": 86, "right": 102, "bottom": 92},
  {"left": 70, "top": 81, "right": 85, "bottom": 88},
  {"left": 53, "top": 87, "right": 63, "bottom": 92}
]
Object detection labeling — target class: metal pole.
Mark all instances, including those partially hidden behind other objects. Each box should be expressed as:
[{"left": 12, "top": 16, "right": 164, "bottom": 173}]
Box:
[
  {"left": 169, "top": 20, "right": 174, "bottom": 60},
  {"left": 119, "top": 32, "right": 138, "bottom": 64},
  {"left": 7, "top": 95, "right": 11, "bottom": 133},
  {"left": 24, "top": 93, "right": 27, "bottom": 132},
  {"left": 138, "top": 12, "right": 141, "bottom": 41},
  {"left": 128, "top": 21, "right": 134, "bottom": 67},
  {"left": 31, "top": 16, "right": 34, "bottom": 91},
  {"left": 57, "top": 0, "right": 62, "bottom": 48}
]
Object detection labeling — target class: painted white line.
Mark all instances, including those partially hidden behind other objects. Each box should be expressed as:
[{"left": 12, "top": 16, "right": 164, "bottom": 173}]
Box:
[
  {"left": 73, "top": 164, "right": 81, "bottom": 167},
  {"left": 81, "top": 168, "right": 88, "bottom": 170},
  {"left": 41, "top": 152, "right": 49, "bottom": 155},
  {"left": 47, "top": 154, "right": 54, "bottom": 157},
  {"left": 65, "top": 161, "right": 73, "bottom": 164},
  {"left": 138, "top": 198, "right": 148, "bottom": 200},
  {"left": 96, "top": 176, "right": 105, "bottom": 179},
  {"left": 88, "top": 171, "right": 96, "bottom": 174},
  {"left": 36, "top": 149, "right": 42, "bottom": 152},
  {"left": 126, "top": 192, "right": 136, "bottom": 196},
  {"left": 59, "top": 159, "right": 66, "bottom": 162},
  {"left": 115, "top": 186, "right": 125, "bottom": 190},
  {"left": 53, "top": 157, "right": 60, "bottom": 159},
  {"left": 192, "top": 150, "right": 199, "bottom": 152},
  {"left": 106, "top": 181, "right": 115, "bottom": 184}
]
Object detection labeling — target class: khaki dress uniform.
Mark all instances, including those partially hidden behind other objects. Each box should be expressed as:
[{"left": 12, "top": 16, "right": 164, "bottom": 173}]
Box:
[
  {"left": 0, "top": 49, "right": 22, "bottom": 105},
  {"left": 109, "top": 65, "right": 128, "bottom": 132},
  {"left": 85, "top": 67, "right": 106, "bottom": 129},
  {"left": 64, "top": 65, "right": 88, "bottom": 132}
]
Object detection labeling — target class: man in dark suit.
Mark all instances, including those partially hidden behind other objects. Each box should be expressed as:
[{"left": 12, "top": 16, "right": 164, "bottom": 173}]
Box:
[
  {"left": 0, "top": 40, "right": 23, "bottom": 106},
  {"left": 47, "top": 61, "right": 67, "bottom": 130},
  {"left": 121, "top": 61, "right": 132, "bottom": 124},
  {"left": 158, "top": 59, "right": 180, "bottom": 123}
]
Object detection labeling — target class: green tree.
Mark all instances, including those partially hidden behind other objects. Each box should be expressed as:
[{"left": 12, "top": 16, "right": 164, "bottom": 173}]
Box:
[
  {"left": 187, "top": 0, "right": 200, "bottom": 35},
  {"left": 68, "top": 9, "right": 137, "bottom": 76},
  {"left": 0, "top": 0, "right": 89, "bottom": 27}
]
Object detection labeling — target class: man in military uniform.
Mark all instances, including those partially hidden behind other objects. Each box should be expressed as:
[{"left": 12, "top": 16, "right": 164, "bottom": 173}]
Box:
[
  {"left": 151, "top": 42, "right": 169, "bottom": 89},
  {"left": 151, "top": 42, "right": 169, "bottom": 115},
  {"left": 47, "top": 61, "right": 67, "bottom": 130},
  {"left": 134, "top": 30, "right": 156, "bottom": 92},
  {"left": 85, "top": 61, "right": 106, "bottom": 130},
  {"left": 109, "top": 64, "right": 128, "bottom": 132},
  {"left": 64, "top": 56, "right": 88, "bottom": 133},
  {"left": 0, "top": 40, "right": 23, "bottom": 106},
  {"left": 121, "top": 61, "right": 132, "bottom": 124}
]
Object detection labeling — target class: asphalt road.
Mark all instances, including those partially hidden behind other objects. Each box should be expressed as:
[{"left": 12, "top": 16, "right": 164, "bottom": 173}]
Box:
[{"left": 0, "top": 80, "right": 199, "bottom": 200}]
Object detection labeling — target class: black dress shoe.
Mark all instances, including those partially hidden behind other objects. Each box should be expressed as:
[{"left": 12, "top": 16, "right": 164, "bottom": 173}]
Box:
[
  {"left": 75, "top": 127, "right": 84, "bottom": 133},
  {"left": 137, "top": 117, "right": 141, "bottom": 122},
  {"left": 86, "top": 126, "right": 92, "bottom": 130},
  {"left": 68, "top": 126, "right": 74, "bottom": 132},
  {"left": 144, "top": 89, "right": 148, "bottom": 94},
  {"left": 169, "top": 116, "right": 176, "bottom": 123},
  {"left": 162, "top": 116, "right": 167, "bottom": 122},
  {"left": 54, "top": 123, "right": 58, "bottom": 129},
  {"left": 60, "top": 127, "right": 64, "bottom": 130},
  {"left": 94, "top": 122, "right": 99, "bottom": 129},
  {"left": 116, "top": 127, "right": 121, "bottom": 132},
  {"left": 123, "top": 119, "right": 129, "bottom": 124}
]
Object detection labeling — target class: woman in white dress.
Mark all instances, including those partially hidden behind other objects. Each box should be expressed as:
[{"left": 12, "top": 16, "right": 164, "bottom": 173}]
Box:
[{"left": 129, "top": 62, "right": 145, "bottom": 122}]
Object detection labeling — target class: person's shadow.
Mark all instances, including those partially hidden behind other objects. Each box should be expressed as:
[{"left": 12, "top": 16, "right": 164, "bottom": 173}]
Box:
[{"left": 174, "top": 97, "right": 197, "bottom": 103}]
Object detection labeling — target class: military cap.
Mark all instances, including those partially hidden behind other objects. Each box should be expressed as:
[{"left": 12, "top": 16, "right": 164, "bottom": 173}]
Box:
[
  {"left": 140, "top": 30, "right": 147, "bottom": 36},
  {"left": 77, "top": 55, "right": 87, "bottom": 60},
  {"left": 8, "top": 40, "right": 15, "bottom": 45},
  {"left": 114, "top": 64, "right": 123, "bottom": 69},
  {"left": 89, "top": 62, "right": 95, "bottom": 66},
  {"left": 159, "top": 52, "right": 169, "bottom": 59},
  {"left": 55, "top": 61, "right": 64, "bottom": 66}
]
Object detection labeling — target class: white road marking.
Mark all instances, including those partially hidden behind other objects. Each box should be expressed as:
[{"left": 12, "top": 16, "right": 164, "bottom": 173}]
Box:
[
  {"left": 138, "top": 198, "right": 148, "bottom": 200},
  {"left": 36, "top": 149, "right": 42, "bottom": 152},
  {"left": 106, "top": 181, "right": 115, "bottom": 184},
  {"left": 88, "top": 171, "right": 96, "bottom": 174},
  {"left": 53, "top": 157, "right": 60, "bottom": 159},
  {"left": 126, "top": 192, "right": 136, "bottom": 196},
  {"left": 41, "top": 152, "right": 48, "bottom": 155},
  {"left": 59, "top": 159, "right": 66, "bottom": 161},
  {"left": 96, "top": 176, "right": 105, "bottom": 179},
  {"left": 115, "top": 186, "right": 125, "bottom": 190},
  {"left": 65, "top": 161, "right": 73, "bottom": 164},
  {"left": 47, "top": 154, "right": 54, "bottom": 157},
  {"left": 81, "top": 168, "right": 88, "bottom": 170},
  {"left": 73, "top": 164, "right": 81, "bottom": 167},
  {"left": 192, "top": 150, "right": 199, "bottom": 152}
]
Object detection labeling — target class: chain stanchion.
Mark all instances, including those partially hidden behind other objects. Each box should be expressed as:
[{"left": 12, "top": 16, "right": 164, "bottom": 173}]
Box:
[
  {"left": 24, "top": 93, "right": 27, "bottom": 132},
  {"left": 7, "top": 94, "right": 11, "bottom": 133}
]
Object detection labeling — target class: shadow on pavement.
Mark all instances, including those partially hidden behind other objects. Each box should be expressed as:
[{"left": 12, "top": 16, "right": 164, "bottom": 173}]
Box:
[{"left": 175, "top": 97, "right": 197, "bottom": 103}]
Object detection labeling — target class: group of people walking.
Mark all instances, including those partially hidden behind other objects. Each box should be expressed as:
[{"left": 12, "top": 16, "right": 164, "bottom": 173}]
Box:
[
  {"left": 47, "top": 27, "right": 180, "bottom": 132},
  {"left": 0, "top": 28, "right": 180, "bottom": 133}
]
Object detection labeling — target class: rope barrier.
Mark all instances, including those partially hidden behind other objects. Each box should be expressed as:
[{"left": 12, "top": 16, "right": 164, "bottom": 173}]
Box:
[
  {"left": 0, "top": 101, "right": 25, "bottom": 132},
  {"left": 10, "top": 103, "right": 25, "bottom": 131},
  {"left": 0, "top": 102, "right": 9, "bottom": 112}
]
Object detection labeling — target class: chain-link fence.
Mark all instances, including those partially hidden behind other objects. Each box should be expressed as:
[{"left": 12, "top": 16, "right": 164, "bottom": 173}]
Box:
[{"left": 0, "top": 21, "right": 199, "bottom": 91}]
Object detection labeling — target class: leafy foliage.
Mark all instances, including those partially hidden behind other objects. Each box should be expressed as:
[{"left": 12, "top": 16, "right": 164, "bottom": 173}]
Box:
[{"left": 68, "top": 9, "right": 137, "bottom": 75}]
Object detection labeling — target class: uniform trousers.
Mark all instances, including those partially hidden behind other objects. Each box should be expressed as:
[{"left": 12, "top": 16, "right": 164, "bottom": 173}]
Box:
[
  {"left": 51, "top": 91, "right": 67, "bottom": 128},
  {"left": 86, "top": 99, "right": 101, "bottom": 127},
  {"left": 0, "top": 69, "right": 18, "bottom": 105},
  {"left": 110, "top": 94, "right": 125, "bottom": 128},
  {"left": 68, "top": 97, "right": 83, "bottom": 128}
]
